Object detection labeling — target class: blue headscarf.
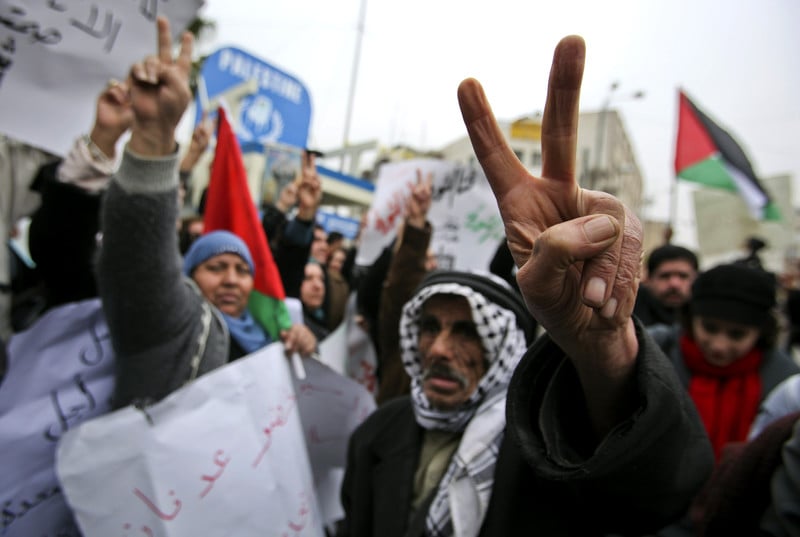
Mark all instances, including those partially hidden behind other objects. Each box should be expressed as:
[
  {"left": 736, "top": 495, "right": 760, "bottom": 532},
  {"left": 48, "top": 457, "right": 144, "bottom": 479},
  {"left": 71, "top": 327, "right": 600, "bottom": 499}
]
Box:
[
  {"left": 183, "top": 231, "right": 270, "bottom": 353},
  {"left": 183, "top": 231, "right": 255, "bottom": 277}
]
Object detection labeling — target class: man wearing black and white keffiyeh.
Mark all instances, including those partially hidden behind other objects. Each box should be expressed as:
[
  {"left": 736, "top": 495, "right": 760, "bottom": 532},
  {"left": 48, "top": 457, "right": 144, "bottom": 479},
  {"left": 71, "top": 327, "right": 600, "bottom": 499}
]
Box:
[
  {"left": 337, "top": 35, "right": 714, "bottom": 537},
  {"left": 338, "top": 32, "right": 714, "bottom": 537},
  {"left": 338, "top": 265, "right": 713, "bottom": 537},
  {"left": 400, "top": 274, "right": 532, "bottom": 536}
]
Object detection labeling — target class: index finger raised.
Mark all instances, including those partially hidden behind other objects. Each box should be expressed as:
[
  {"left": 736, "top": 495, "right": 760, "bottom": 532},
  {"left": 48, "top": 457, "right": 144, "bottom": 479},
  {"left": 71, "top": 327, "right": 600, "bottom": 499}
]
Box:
[
  {"left": 156, "top": 16, "right": 173, "bottom": 64},
  {"left": 457, "top": 78, "right": 529, "bottom": 200}
]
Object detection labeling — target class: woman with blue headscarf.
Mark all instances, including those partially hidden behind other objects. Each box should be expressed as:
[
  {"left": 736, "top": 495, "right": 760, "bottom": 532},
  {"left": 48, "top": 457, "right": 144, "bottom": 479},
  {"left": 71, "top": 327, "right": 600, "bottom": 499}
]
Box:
[
  {"left": 96, "top": 22, "right": 316, "bottom": 408},
  {"left": 101, "top": 215, "right": 316, "bottom": 408},
  {"left": 183, "top": 230, "right": 316, "bottom": 361}
]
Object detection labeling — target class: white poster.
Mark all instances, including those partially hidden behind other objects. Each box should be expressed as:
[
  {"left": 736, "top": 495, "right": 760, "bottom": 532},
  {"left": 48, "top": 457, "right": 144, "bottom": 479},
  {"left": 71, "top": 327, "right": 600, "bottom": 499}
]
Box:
[
  {"left": 0, "top": 298, "right": 115, "bottom": 537},
  {"left": 316, "top": 292, "right": 378, "bottom": 396},
  {"left": 356, "top": 159, "right": 505, "bottom": 272},
  {"left": 0, "top": 0, "right": 203, "bottom": 156},
  {"left": 291, "top": 357, "right": 375, "bottom": 524},
  {"left": 56, "top": 343, "right": 325, "bottom": 537}
]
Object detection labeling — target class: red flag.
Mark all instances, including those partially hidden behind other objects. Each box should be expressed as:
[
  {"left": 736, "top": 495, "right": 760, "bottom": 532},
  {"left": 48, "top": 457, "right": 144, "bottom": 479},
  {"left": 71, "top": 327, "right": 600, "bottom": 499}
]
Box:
[{"left": 204, "top": 108, "right": 291, "bottom": 335}]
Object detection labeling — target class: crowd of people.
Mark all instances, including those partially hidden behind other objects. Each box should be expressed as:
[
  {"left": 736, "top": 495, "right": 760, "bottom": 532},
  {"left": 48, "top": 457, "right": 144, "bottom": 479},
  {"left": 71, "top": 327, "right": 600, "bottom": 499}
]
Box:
[{"left": 2, "top": 15, "right": 800, "bottom": 537}]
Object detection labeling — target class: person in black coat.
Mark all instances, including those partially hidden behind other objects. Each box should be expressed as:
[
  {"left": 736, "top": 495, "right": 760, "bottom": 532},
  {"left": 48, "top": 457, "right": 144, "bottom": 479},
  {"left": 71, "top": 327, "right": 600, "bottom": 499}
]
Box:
[{"left": 633, "top": 244, "right": 699, "bottom": 327}]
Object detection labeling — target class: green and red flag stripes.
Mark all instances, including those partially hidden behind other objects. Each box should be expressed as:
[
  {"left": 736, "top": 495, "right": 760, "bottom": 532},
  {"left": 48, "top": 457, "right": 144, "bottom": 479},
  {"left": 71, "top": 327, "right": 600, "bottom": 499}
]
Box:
[
  {"left": 203, "top": 107, "right": 292, "bottom": 339},
  {"left": 674, "top": 89, "right": 780, "bottom": 221}
]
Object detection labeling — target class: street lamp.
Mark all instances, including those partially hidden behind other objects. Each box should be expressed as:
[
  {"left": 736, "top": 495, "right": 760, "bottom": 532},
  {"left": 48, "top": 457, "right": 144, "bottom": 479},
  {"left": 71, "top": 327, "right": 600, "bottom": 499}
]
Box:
[{"left": 590, "top": 82, "right": 644, "bottom": 189}]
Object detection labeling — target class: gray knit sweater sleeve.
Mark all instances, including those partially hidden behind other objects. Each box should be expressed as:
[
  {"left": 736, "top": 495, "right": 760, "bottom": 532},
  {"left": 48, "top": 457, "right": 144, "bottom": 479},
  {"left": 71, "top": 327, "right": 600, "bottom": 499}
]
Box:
[{"left": 98, "top": 148, "right": 228, "bottom": 408}]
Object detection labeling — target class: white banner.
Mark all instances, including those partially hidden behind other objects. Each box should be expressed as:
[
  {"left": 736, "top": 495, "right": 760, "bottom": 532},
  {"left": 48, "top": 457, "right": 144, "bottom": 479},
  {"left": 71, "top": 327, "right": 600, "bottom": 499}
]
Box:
[
  {"left": 56, "top": 343, "right": 330, "bottom": 537},
  {"left": 0, "top": 0, "right": 203, "bottom": 156},
  {"left": 356, "top": 159, "right": 505, "bottom": 272},
  {"left": 291, "top": 356, "right": 375, "bottom": 524},
  {"left": 0, "top": 298, "right": 115, "bottom": 537},
  {"left": 57, "top": 343, "right": 371, "bottom": 537},
  {"left": 316, "top": 292, "right": 378, "bottom": 396}
]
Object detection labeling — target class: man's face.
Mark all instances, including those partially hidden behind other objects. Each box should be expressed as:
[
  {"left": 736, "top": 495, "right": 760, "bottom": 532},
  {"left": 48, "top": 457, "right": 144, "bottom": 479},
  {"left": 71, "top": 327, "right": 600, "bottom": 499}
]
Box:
[
  {"left": 417, "top": 294, "right": 487, "bottom": 410},
  {"left": 645, "top": 259, "right": 697, "bottom": 308},
  {"left": 192, "top": 253, "right": 253, "bottom": 318}
]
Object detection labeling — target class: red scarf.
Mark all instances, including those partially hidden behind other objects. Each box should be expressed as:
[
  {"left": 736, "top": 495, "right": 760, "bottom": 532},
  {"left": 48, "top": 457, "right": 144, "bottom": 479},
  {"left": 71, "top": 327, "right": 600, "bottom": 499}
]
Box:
[{"left": 680, "top": 335, "right": 763, "bottom": 461}]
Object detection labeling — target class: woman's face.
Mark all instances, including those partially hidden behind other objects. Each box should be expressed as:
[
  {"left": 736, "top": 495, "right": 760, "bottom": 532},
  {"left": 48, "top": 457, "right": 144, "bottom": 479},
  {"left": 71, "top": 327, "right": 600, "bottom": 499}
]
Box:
[
  {"left": 691, "top": 316, "right": 761, "bottom": 367},
  {"left": 328, "top": 249, "right": 346, "bottom": 273},
  {"left": 300, "top": 262, "right": 326, "bottom": 310},
  {"left": 192, "top": 253, "right": 253, "bottom": 318}
]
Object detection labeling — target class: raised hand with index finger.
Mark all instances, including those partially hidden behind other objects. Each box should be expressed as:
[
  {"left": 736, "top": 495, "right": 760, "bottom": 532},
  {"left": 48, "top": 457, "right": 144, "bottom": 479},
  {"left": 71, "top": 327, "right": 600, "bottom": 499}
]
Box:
[
  {"left": 296, "top": 151, "right": 323, "bottom": 221},
  {"left": 91, "top": 79, "right": 133, "bottom": 159},
  {"left": 404, "top": 169, "right": 433, "bottom": 230}
]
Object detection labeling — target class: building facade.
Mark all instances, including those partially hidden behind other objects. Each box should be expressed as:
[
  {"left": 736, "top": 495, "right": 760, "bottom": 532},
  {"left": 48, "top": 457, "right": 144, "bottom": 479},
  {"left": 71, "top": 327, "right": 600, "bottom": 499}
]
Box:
[{"left": 438, "top": 110, "right": 645, "bottom": 218}]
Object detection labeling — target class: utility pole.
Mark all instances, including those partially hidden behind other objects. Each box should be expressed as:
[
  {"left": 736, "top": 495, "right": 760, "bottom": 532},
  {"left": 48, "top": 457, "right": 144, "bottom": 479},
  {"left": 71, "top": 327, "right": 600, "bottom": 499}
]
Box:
[{"left": 340, "top": 0, "right": 368, "bottom": 173}]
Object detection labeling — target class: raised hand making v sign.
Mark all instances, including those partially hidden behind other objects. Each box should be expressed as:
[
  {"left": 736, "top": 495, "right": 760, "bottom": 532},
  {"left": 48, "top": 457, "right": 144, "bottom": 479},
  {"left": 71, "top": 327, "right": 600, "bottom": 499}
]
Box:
[
  {"left": 98, "top": 17, "right": 319, "bottom": 408},
  {"left": 458, "top": 36, "right": 644, "bottom": 435},
  {"left": 126, "top": 16, "right": 194, "bottom": 158}
]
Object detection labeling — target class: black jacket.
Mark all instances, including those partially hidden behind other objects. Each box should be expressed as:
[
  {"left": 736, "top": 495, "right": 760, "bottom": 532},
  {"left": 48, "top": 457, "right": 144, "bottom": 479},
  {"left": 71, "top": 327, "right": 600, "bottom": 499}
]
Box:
[{"left": 338, "top": 325, "right": 714, "bottom": 536}]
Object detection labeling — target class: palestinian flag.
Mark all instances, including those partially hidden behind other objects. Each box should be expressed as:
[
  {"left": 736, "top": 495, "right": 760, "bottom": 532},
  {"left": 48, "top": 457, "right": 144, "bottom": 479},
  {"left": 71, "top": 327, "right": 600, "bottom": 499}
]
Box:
[
  {"left": 674, "top": 89, "right": 780, "bottom": 221},
  {"left": 203, "top": 107, "right": 292, "bottom": 338}
]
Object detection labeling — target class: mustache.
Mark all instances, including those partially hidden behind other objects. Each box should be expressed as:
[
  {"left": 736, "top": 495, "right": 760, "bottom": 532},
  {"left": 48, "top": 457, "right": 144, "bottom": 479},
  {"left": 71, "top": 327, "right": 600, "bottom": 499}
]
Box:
[{"left": 422, "top": 361, "right": 469, "bottom": 389}]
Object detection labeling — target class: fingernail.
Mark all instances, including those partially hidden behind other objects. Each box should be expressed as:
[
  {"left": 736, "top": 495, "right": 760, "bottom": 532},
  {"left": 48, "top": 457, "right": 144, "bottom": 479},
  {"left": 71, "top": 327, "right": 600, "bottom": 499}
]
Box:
[
  {"left": 600, "top": 297, "right": 618, "bottom": 319},
  {"left": 584, "top": 216, "right": 616, "bottom": 243},
  {"left": 584, "top": 277, "right": 607, "bottom": 304}
]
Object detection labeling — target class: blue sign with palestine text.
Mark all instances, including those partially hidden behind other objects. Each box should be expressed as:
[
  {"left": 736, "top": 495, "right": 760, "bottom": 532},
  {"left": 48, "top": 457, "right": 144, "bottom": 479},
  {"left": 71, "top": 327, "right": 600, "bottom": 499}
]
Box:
[{"left": 196, "top": 46, "right": 311, "bottom": 149}]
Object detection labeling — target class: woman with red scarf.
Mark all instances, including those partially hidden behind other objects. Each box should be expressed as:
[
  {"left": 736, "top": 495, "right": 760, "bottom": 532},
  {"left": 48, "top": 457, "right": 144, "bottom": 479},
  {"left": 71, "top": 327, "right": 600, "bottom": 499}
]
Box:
[{"left": 650, "top": 263, "right": 799, "bottom": 460}]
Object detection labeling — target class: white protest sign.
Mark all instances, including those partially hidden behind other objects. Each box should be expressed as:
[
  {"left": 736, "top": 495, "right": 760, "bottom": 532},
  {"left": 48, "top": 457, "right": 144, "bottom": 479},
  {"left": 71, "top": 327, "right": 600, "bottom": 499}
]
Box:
[
  {"left": 0, "top": 0, "right": 202, "bottom": 156},
  {"left": 56, "top": 343, "right": 325, "bottom": 537},
  {"left": 356, "top": 159, "right": 505, "bottom": 271},
  {"left": 0, "top": 298, "right": 115, "bottom": 537},
  {"left": 317, "top": 292, "right": 378, "bottom": 396},
  {"left": 291, "top": 357, "right": 375, "bottom": 524}
]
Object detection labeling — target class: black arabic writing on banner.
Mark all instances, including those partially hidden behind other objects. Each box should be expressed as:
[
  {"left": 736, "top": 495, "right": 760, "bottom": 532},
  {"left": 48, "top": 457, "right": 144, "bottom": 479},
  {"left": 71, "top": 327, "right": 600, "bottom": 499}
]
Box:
[{"left": 0, "top": 0, "right": 169, "bottom": 88}]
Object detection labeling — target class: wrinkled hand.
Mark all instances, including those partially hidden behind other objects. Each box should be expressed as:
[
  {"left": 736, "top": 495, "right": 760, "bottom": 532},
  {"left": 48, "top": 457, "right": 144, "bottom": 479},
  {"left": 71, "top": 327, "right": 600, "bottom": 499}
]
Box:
[
  {"left": 404, "top": 169, "right": 433, "bottom": 229},
  {"left": 296, "top": 151, "right": 322, "bottom": 220},
  {"left": 181, "top": 113, "right": 213, "bottom": 172},
  {"left": 91, "top": 80, "right": 133, "bottom": 158},
  {"left": 127, "top": 16, "right": 193, "bottom": 156},
  {"left": 458, "top": 36, "right": 642, "bottom": 433},
  {"left": 191, "top": 114, "right": 214, "bottom": 152},
  {"left": 280, "top": 323, "right": 318, "bottom": 358}
]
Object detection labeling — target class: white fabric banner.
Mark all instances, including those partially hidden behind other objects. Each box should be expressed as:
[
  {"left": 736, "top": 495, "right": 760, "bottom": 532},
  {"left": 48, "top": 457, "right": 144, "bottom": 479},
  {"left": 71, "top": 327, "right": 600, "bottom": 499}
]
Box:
[
  {"left": 56, "top": 343, "right": 325, "bottom": 537},
  {"left": 0, "top": 298, "right": 115, "bottom": 537},
  {"left": 0, "top": 0, "right": 203, "bottom": 156},
  {"left": 355, "top": 159, "right": 505, "bottom": 271},
  {"left": 317, "top": 292, "right": 378, "bottom": 396},
  {"left": 291, "top": 356, "right": 375, "bottom": 524}
]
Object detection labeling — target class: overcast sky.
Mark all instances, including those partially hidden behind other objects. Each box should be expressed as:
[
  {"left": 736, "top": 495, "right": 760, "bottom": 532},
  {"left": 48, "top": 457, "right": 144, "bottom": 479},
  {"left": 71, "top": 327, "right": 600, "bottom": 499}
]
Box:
[{"left": 198, "top": 0, "right": 800, "bottom": 244}]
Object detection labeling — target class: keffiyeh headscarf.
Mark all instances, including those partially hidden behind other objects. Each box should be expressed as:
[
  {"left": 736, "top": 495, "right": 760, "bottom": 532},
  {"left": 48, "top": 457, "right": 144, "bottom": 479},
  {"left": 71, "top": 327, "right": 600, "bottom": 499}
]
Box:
[{"left": 398, "top": 270, "right": 533, "bottom": 537}]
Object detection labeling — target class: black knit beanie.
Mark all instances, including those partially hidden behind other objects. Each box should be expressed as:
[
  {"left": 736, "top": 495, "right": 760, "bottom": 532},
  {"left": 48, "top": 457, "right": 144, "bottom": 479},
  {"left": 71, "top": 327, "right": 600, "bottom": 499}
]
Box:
[{"left": 691, "top": 263, "right": 776, "bottom": 326}]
